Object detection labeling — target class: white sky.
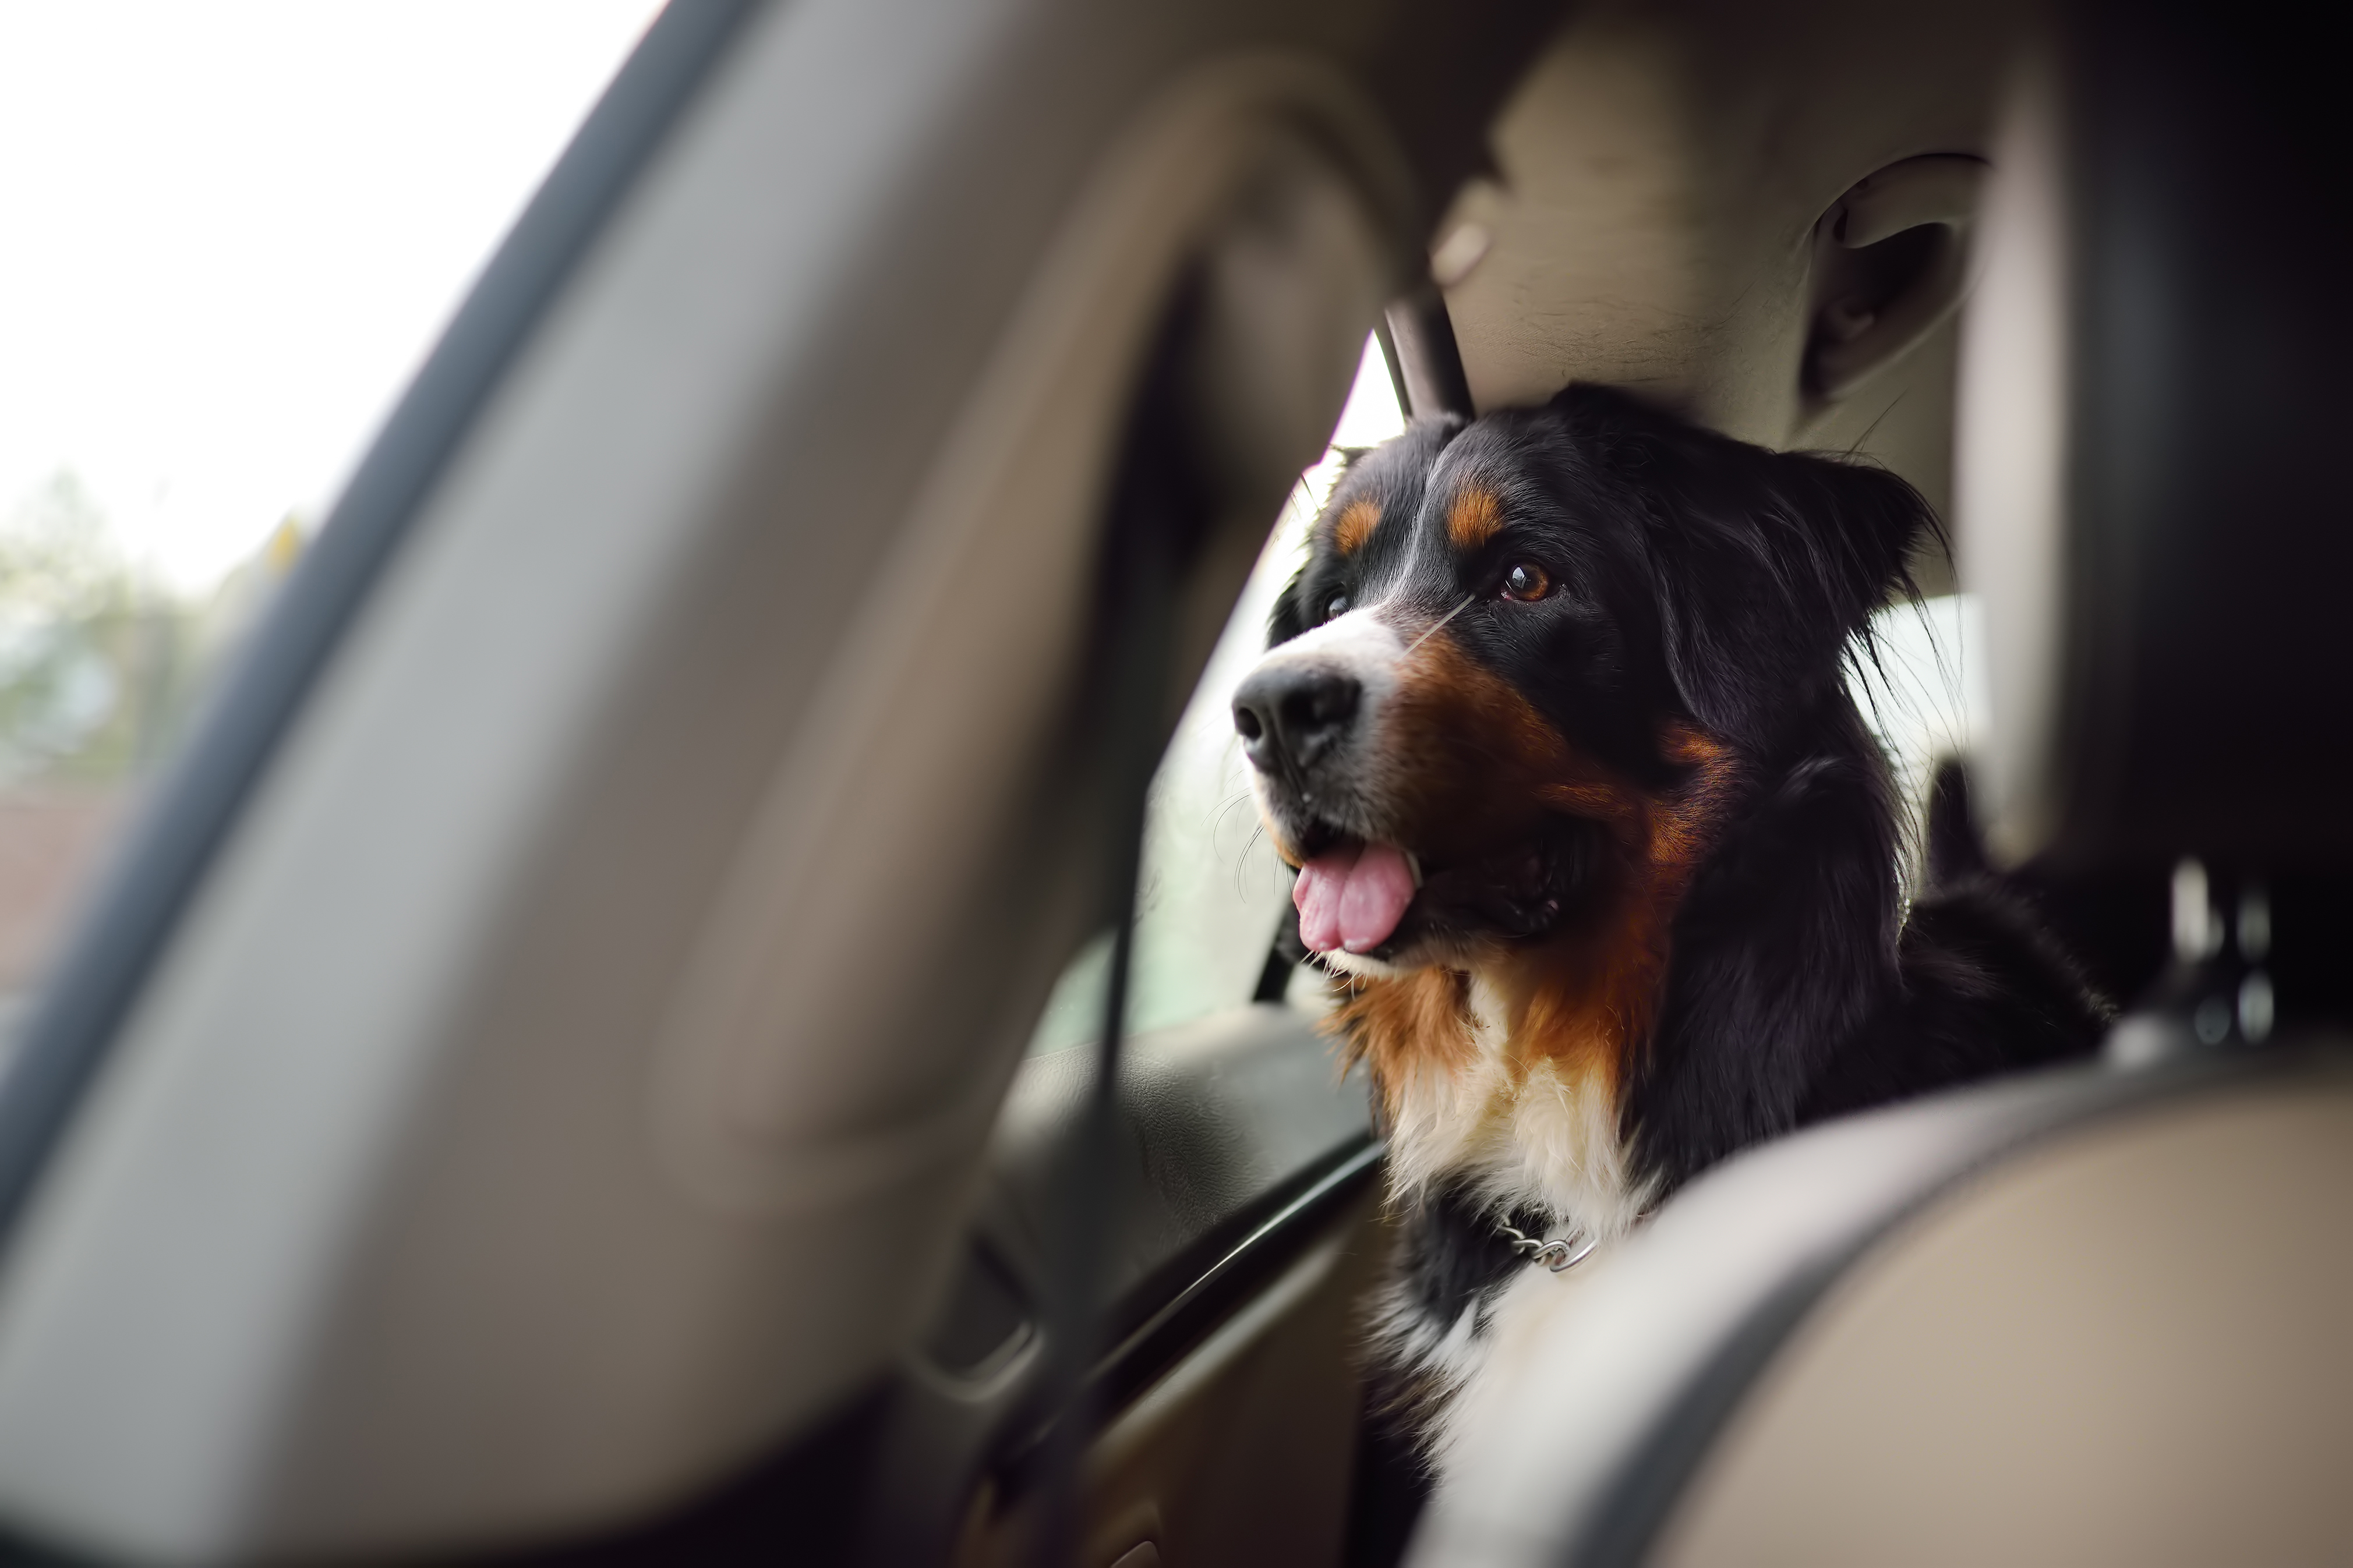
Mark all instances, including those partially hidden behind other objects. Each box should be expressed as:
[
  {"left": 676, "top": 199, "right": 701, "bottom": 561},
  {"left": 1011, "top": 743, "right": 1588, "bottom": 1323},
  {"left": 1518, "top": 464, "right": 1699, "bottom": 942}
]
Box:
[{"left": 0, "top": 1, "right": 667, "bottom": 593}]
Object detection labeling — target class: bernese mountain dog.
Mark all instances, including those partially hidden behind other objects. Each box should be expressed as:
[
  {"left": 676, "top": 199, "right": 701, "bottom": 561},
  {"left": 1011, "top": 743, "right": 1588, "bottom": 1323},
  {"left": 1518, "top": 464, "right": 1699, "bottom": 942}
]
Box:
[{"left": 1230, "top": 384, "right": 2107, "bottom": 1498}]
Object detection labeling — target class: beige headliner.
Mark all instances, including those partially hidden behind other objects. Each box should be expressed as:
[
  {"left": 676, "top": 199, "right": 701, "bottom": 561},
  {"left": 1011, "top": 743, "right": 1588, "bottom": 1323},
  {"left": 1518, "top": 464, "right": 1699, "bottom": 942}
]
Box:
[{"left": 1437, "top": 0, "right": 2033, "bottom": 593}]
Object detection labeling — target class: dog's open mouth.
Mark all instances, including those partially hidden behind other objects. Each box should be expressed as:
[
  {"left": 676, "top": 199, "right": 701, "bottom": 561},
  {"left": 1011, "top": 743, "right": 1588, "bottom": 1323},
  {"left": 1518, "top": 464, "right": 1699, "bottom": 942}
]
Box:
[
  {"left": 1291, "top": 822, "right": 1598, "bottom": 959},
  {"left": 1294, "top": 840, "right": 1420, "bottom": 954}
]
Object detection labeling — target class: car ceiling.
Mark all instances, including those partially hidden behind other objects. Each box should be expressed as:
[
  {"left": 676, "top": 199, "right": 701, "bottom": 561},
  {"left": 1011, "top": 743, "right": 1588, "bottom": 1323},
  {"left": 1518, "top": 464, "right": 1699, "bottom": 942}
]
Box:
[{"left": 1437, "top": 0, "right": 2032, "bottom": 594}]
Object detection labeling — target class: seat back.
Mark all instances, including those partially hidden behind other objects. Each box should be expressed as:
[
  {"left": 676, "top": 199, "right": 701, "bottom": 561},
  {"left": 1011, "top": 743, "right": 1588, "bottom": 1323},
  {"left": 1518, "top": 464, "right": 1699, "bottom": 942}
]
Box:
[{"left": 1655, "top": 1066, "right": 2353, "bottom": 1566}]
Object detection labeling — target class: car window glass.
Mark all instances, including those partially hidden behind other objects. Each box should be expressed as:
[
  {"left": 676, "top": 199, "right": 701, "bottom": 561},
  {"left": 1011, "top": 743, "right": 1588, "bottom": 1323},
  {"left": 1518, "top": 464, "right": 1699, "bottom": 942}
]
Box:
[
  {"left": 0, "top": 2, "right": 662, "bottom": 1053},
  {"left": 1029, "top": 334, "right": 1407, "bottom": 1054}
]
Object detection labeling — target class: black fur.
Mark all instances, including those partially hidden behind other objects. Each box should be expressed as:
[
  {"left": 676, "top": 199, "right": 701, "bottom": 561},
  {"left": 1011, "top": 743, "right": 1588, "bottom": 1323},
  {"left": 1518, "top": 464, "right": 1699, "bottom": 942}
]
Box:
[
  {"left": 1357, "top": 1183, "right": 1549, "bottom": 1464},
  {"left": 1256, "top": 384, "right": 2108, "bottom": 1422},
  {"left": 1397, "top": 1183, "right": 1532, "bottom": 1332}
]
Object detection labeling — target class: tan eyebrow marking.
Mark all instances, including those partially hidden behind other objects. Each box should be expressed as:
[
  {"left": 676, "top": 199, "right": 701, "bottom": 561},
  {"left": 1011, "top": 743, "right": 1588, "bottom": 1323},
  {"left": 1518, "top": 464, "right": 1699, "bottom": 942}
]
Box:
[
  {"left": 1447, "top": 486, "right": 1504, "bottom": 551},
  {"left": 1334, "top": 498, "right": 1381, "bottom": 556}
]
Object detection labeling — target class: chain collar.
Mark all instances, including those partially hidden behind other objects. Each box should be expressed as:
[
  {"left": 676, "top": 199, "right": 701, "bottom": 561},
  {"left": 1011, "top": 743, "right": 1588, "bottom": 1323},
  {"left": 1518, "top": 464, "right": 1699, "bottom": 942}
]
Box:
[{"left": 1496, "top": 1219, "right": 1599, "bottom": 1274}]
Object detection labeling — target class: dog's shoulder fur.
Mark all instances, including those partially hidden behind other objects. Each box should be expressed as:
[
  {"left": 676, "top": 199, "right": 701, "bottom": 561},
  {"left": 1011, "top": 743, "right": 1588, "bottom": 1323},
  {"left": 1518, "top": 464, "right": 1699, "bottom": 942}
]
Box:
[{"left": 1238, "top": 384, "right": 2110, "bottom": 1478}]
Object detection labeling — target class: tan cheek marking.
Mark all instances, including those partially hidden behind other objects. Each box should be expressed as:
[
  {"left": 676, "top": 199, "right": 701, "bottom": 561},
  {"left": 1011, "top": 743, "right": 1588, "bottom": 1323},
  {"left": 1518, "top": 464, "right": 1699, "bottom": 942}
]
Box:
[
  {"left": 1447, "top": 486, "right": 1504, "bottom": 551},
  {"left": 1334, "top": 498, "right": 1380, "bottom": 556},
  {"left": 1389, "top": 629, "right": 1648, "bottom": 848},
  {"left": 1649, "top": 721, "right": 1741, "bottom": 877},
  {"left": 1375, "top": 622, "right": 1749, "bottom": 1105},
  {"left": 1328, "top": 967, "right": 1475, "bottom": 1125},
  {"left": 1504, "top": 717, "right": 1743, "bottom": 1084}
]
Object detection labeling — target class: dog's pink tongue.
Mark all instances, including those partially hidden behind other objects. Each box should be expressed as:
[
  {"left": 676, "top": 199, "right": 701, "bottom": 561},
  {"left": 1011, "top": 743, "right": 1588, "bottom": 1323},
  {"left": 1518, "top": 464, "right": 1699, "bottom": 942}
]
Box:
[{"left": 1293, "top": 841, "right": 1416, "bottom": 954}]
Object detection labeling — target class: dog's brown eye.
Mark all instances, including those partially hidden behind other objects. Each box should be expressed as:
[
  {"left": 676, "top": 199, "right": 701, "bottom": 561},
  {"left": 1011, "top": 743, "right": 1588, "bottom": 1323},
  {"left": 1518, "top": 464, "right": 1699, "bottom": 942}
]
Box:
[
  {"left": 1501, "top": 562, "right": 1550, "bottom": 602},
  {"left": 1325, "top": 593, "right": 1350, "bottom": 621}
]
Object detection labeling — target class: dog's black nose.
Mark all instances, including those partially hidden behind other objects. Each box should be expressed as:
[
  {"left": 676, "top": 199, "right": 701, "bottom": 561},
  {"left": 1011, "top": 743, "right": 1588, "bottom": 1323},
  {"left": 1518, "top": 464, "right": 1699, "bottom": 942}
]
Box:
[{"left": 1234, "top": 664, "right": 1360, "bottom": 776}]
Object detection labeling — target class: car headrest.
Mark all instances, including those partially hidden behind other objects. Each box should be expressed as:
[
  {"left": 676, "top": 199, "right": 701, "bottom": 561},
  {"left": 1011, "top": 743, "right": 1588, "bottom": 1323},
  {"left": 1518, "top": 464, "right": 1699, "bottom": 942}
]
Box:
[{"left": 1958, "top": 6, "right": 2353, "bottom": 876}]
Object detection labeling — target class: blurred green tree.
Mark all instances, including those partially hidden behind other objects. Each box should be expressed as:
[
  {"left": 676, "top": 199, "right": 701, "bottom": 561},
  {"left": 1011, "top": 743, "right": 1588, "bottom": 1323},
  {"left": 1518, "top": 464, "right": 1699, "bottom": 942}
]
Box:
[{"left": 0, "top": 472, "right": 203, "bottom": 787}]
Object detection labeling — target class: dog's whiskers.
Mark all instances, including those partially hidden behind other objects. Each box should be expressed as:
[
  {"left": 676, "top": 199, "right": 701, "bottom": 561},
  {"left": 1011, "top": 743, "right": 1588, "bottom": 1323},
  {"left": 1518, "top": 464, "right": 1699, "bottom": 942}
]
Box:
[
  {"left": 1403, "top": 595, "right": 1478, "bottom": 659},
  {"left": 1234, "top": 820, "right": 1269, "bottom": 900},
  {"left": 1209, "top": 790, "right": 1257, "bottom": 836}
]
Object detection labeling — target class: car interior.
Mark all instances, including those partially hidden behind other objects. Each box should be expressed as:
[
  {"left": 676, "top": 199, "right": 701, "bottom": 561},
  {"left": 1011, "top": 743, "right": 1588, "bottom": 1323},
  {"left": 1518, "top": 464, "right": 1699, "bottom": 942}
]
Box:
[{"left": 0, "top": 0, "right": 2344, "bottom": 1565}]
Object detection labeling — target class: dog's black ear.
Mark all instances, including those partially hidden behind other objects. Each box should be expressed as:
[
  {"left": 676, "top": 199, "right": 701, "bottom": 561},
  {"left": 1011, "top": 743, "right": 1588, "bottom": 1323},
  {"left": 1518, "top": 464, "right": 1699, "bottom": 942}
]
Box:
[
  {"left": 1267, "top": 563, "right": 1312, "bottom": 647},
  {"left": 1558, "top": 387, "right": 1940, "bottom": 746},
  {"left": 1768, "top": 444, "right": 1943, "bottom": 624}
]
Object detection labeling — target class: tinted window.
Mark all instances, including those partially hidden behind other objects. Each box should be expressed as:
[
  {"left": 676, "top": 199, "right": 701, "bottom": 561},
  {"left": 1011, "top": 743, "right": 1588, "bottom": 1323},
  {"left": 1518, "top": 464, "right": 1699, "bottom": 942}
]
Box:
[{"left": 1029, "top": 334, "right": 1407, "bottom": 1052}]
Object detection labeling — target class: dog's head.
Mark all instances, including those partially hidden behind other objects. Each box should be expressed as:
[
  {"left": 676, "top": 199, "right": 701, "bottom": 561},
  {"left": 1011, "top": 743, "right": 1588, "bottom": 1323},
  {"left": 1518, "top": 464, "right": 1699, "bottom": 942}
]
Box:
[{"left": 1234, "top": 383, "right": 1937, "bottom": 970}]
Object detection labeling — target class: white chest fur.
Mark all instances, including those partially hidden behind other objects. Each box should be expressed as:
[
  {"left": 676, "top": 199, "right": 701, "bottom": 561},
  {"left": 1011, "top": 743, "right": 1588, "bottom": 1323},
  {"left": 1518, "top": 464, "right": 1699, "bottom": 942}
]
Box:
[
  {"left": 1351, "top": 969, "right": 1658, "bottom": 1478},
  {"left": 1379, "top": 974, "right": 1657, "bottom": 1236}
]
